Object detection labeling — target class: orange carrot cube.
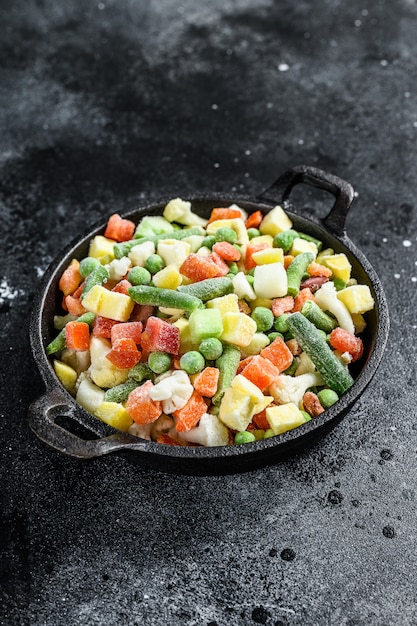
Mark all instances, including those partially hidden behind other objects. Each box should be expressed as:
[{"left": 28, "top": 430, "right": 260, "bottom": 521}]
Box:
[
  {"left": 126, "top": 381, "right": 162, "bottom": 425},
  {"left": 240, "top": 355, "right": 280, "bottom": 391},
  {"left": 104, "top": 213, "right": 136, "bottom": 242},
  {"left": 180, "top": 254, "right": 222, "bottom": 281},
  {"left": 271, "top": 296, "right": 294, "bottom": 317},
  {"left": 106, "top": 338, "right": 141, "bottom": 368},
  {"left": 244, "top": 242, "right": 270, "bottom": 270},
  {"left": 293, "top": 287, "right": 315, "bottom": 312},
  {"left": 192, "top": 367, "right": 220, "bottom": 398},
  {"left": 245, "top": 210, "right": 263, "bottom": 229},
  {"left": 59, "top": 259, "right": 82, "bottom": 296},
  {"left": 260, "top": 336, "right": 293, "bottom": 372},
  {"left": 212, "top": 241, "right": 241, "bottom": 262},
  {"left": 329, "top": 327, "right": 364, "bottom": 362},
  {"left": 65, "top": 321, "right": 90, "bottom": 351},
  {"left": 172, "top": 390, "right": 208, "bottom": 432},
  {"left": 207, "top": 207, "right": 242, "bottom": 224}
]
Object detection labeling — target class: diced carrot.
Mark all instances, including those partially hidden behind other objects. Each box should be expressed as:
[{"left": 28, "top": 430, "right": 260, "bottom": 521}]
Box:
[
  {"left": 112, "top": 279, "right": 132, "bottom": 295},
  {"left": 141, "top": 317, "right": 180, "bottom": 355},
  {"left": 210, "top": 251, "right": 230, "bottom": 276},
  {"left": 236, "top": 355, "right": 254, "bottom": 375},
  {"left": 156, "top": 433, "right": 182, "bottom": 446},
  {"left": 207, "top": 207, "right": 243, "bottom": 224},
  {"left": 65, "top": 321, "right": 90, "bottom": 351},
  {"left": 126, "top": 381, "right": 162, "bottom": 424},
  {"left": 271, "top": 295, "right": 294, "bottom": 317},
  {"left": 111, "top": 322, "right": 143, "bottom": 345},
  {"left": 292, "top": 288, "right": 315, "bottom": 312},
  {"left": 180, "top": 254, "right": 223, "bottom": 281},
  {"left": 172, "top": 390, "right": 208, "bottom": 432},
  {"left": 245, "top": 242, "right": 270, "bottom": 270},
  {"left": 59, "top": 259, "right": 82, "bottom": 296},
  {"left": 65, "top": 295, "right": 87, "bottom": 316},
  {"left": 192, "top": 367, "right": 220, "bottom": 398},
  {"left": 93, "top": 316, "right": 119, "bottom": 338},
  {"left": 106, "top": 338, "right": 142, "bottom": 368},
  {"left": 252, "top": 408, "right": 272, "bottom": 431},
  {"left": 260, "top": 336, "right": 293, "bottom": 372},
  {"left": 284, "top": 255, "right": 294, "bottom": 269},
  {"left": 104, "top": 213, "right": 136, "bottom": 242},
  {"left": 245, "top": 210, "right": 263, "bottom": 229},
  {"left": 307, "top": 261, "right": 332, "bottom": 278},
  {"left": 329, "top": 327, "right": 364, "bottom": 362},
  {"left": 212, "top": 241, "right": 241, "bottom": 262},
  {"left": 240, "top": 355, "right": 280, "bottom": 391}
]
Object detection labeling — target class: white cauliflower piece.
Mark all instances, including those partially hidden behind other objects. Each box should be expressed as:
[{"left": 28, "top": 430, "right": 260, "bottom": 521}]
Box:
[
  {"left": 294, "top": 351, "right": 316, "bottom": 376},
  {"left": 148, "top": 370, "right": 194, "bottom": 414},
  {"left": 163, "top": 198, "right": 207, "bottom": 227},
  {"left": 180, "top": 413, "right": 229, "bottom": 447},
  {"left": 128, "top": 241, "right": 155, "bottom": 267},
  {"left": 314, "top": 281, "right": 355, "bottom": 335},
  {"left": 88, "top": 336, "right": 129, "bottom": 388},
  {"left": 269, "top": 372, "right": 324, "bottom": 409},
  {"left": 232, "top": 271, "right": 256, "bottom": 300},
  {"left": 106, "top": 256, "right": 132, "bottom": 281}
]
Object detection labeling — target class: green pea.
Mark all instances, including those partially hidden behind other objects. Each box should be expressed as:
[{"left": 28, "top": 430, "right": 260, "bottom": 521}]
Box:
[
  {"left": 128, "top": 266, "right": 152, "bottom": 286},
  {"left": 148, "top": 351, "right": 172, "bottom": 374},
  {"left": 79, "top": 256, "right": 100, "bottom": 278},
  {"left": 251, "top": 306, "right": 274, "bottom": 332},
  {"left": 267, "top": 331, "right": 284, "bottom": 344},
  {"left": 234, "top": 431, "right": 256, "bottom": 445},
  {"left": 246, "top": 274, "right": 255, "bottom": 287},
  {"left": 199, "top": 338, "right": 223, "bottom": 361},
  {"left": 333, "top": 278, "right": 346, "bottom": 291},
  {"left": 202, "top": 235, "right": 216, "bottom": 249},
  {"left": 247, "top": 228, "right": 260, "bottom": 240},
  {"left": 273, "top": 313, "right": 290, "bottom": 333},
  {"left": 180, "top": 351, "right": 205, "bottom": 374},
  {"left": 227, "top": 262, "right": 238, "bottom": 275},
  {"left": 145, "top": 254, "right": 165, "bottom": 274},
  {"left": 215, "top": 227, "right": 237, "bottom": 244},
  {"left": 317, "top": 388, "right": 339, "bottom": 408}
]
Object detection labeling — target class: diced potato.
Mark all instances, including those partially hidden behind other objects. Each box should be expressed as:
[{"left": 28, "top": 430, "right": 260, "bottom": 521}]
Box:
[
  {"left": 337, "top": 284, "right": 375, "bottom": 314},
  {"left": 251, "top": 247, "right": 284, "bottom": 265},
  {"left": 239, "top": 332, "right": 270, "bottom": 358},
  {"left": 206, "top": 293, "right": 239, "bottom": 315},
  {"left": 248, "top": 235, "right": 274, "bottom": 247},
  {"left": 221, "top": 312, "right": 257, "bottom": 347},
  {"left": 290, "top": 237, "right": 318, "bottom": 258},
  {"left": 82, "top": 285, "right": 134, "bottom": 322},
  {"left": 218, "top": 386, "right": 253, "bottom": 431},
  {"left": 266, "top": 402, "right": 307, "bottom": 435},
  {"left": 259, "top": 205, "right": 293, "bottom": 236},
  {"left": 53, "top": 360, "right": 78, "bottom": 393},
  {"left": 173, "top": 318, "right": 197, "bottom": 353},
  {"left": 94, "top": 402, "right": 133, "bottom": 432},
  {"left": 152, "top": 265, "right": 183, "bottom": 289},
  {"left": 253, "top": 262, "right": 287, "bottom": 298},
  {"left": 232, "top": 272, "right": 256, "bottom": 300},
  {"left": 320, "top": 253, "right": 352, "bottom": 283},
  {"left": 88, "top": 236, "right": 116, "bottom": 262}
]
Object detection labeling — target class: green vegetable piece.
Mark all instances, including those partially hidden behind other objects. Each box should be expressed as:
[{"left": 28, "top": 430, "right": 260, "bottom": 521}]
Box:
[
  {"left": 267, "top": 331, "right": 284, "bottom": 343},
  {"left": 180, "top": 351, "right": 205, "bottom": 375},
  {"left": 286, "top": 312, "right": 354, "bottom": 395},
  {"left": 301, "top": 300, "right": 337, "bottom": 333},
  {"left": 212, "top": 344, "right": 241, "bottom": 406},
  {"left": 234, "top": 431, "right": 256, "bottom": 444},
  {"left": 46, "top": 312, "right": 95, "bottom": 355},
  {"left": 300, "top": 410, "right": 312, "bottom": 422},
  {"left": 128, "top": 285, "right": 204, "bottom": 312},
  {"left": 178, "top": 277, "right": 233, "bottom": 301},
  {"left": 215, "top": 227, "right": 237, "bottom": 243},
  {"left": 273, "top": 313, "right": 290, "bottom": 333},
  {"left": 135, "top": 215, "right": 174, "bottom": 238},
  {"left": 273, "top": 229, "right": 299, "bottom": 252},
  {"left": 333, "top": 278, "right": 346, "bottom": 291},
  {"left": 114, "top": 227, "right": 204, "bottom": 259},
  {"left": 128, "top": 266, "right": 152, "bottom": 286},
  {"left": 297, "top": 231, "right": 323, "bottom": 252},
  {"left": 128, "top": 362, "right": 154, "bottom": 383},
  {"left": 79, "top": 256, "right": 100, "bottom": 278},
  {"left": 251, "top": 306, "right": 274, "bottom": 332},
  {"left": 283, "top": 356, "right": 299, "bottom": 376},
  {"left": 286, "top": 252, "right": 314, "bottom": 297},
  {"left": 202, "top": 235, "right": 216, "bottom": 249},
  {"left": 188, "top": 308, "right": 223, "bottom": 343},
  {"left": 145, "top": 254, "right": 165, "bottom": 275},
  {"left": 317, "top": 388, "right": 339, "bottom": 409},
  {"left": 247, "top": 228, "right": 260, "bottom": 240},
  {"left": 199, "top": 337, "right": 223, "bottom": 361},
  {"left": 104, "top": 379, "right": 140, "bottom": 403},
  {"left": 82, "top": 264, "right": 109, "bottom": 296},
  {"left": 264, "top": 428, "right": 275, "bottom": 439},
  {"left": 148, "top": 351, "right": 172, "bottom": 374},
  {"left": 227, "top": 262, "right": 238, "bottom": 276}
]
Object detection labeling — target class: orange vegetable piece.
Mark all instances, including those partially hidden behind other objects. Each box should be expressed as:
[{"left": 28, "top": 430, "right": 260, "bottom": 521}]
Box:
[
  {"left": 192, "top": 367, "right": 220, "bottom": 398},
  {"left": 65, "top": 295, "right": 87, "bottom": 316},
  {"left": 180, "top": 254, "right": 222, "bottom": 282},
  {"left": 65, "top": 321, "right": 90, "bottom": 351},
  {"left": 210, "top": 251, "right": 230, "bottom": 276},
  {"left": 260, "top": 336, "right": 293, "bottom": 372},
  {"left": 236, "top": 355, "right": 254, "bottom": 375},
  {"left": 93, "top": 316, "right": 119, "bottom": 338},
  {"left": 59, "top": 259, "right": 82, "bottom": 296},
  {"left": 212, "top": 241, "right": 241, "bottom": 262},
  {"left": 271, "top": 296, "right": 294, "bottom": 317},
  {"left": 240, "top": 355, "right": 280, "bottom": 391},
  {"left": 126, "top": 381, "right": 162, "bottom": 425},
  {"left": 245, "top": 241, "right": 269, "bottom": 270},
  {"left": 106, "top": 338, "right": 142, "bottom": 368},
  {"left": 156, "top": 433, "right": 182, "bottom": 446},
  {"left": 293, "top": 288, "right": 315, "bottom": 312},
  {"left": 111, "top": 322, "right": 143, "bottom": 346},
  {"left": 329, "top": 327, "right": 364, "bottom": 362},
  {"left": 245, "top": 210, "right": 263, "bottom": 229},
  {"left": 172, "top": 390, "right": 207, "bottom": 432},
  {"left": 112, "top": 279, "right": 132, "bottom": 295},
  {"left": 104, "top": 213, "right": 136, "bottom": 242},
  {"left": 252, "top": 407, "right": 272, "bottom": 431},
  {"left": 307, "top": 261, "right": 332, "bottom": 278},
  {"left": 207, "top": 207, "right": 242, "bottom": 224},
  {"left": 284, "top": 255, "right": 294, "bottom": 269}
]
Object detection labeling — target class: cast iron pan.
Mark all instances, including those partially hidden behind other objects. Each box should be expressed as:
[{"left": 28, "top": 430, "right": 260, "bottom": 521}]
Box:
[{"left": 29, "top": 165, "right": 389, "bottom": 475}]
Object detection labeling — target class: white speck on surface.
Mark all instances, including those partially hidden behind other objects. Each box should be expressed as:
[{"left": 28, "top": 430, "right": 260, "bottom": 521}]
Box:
[
  {"left": 405, "top": 91, "right": 411, "bottom": 98},
  {"left": 394, "top": 273, "right": 400, "bottom": 279},
  {"left": 211, "top": 103, "right": 218, "bottom": 110},
  {"left": 214, "top": 162, "right": 220, "bottom": 168},
  {"left": 411, "top": 277, "right": 417, "bottom": 283},
  {"left": 0, "top": 278, "right": 23, "bottom": 305},
  {"left": 354, "top": 191, "right": 359, "bottom": 198},
  {"left": 97, "top": 2, "right": 105, "bottom": 9},
  {"left": 380, "top": 59, "right": 388, "bottom": 67},
  {"left": 278, "top": 63, "right": 289, "bottom": 72},
  {"left": 413, "top": 121, "right": 417, "bottom": 128},
  {"left": 382, "top": 237, "right": 388, "bottom": 243},
  {"left": 245, "top": 149, "right": 251, "bottom": 155},
  {"left": 298, "top": 139, "right": 304, "bottom": 145},
  {"left": 362, "top": 9, "right": 369, "bottom": 16},
  {"left": 354, "top": 19, "right": 362, "bottom": 27},
  {"left": 403, "top": 240, "right": 412, "bottom": 247},
  {"left": 35, "top": 266, "right": 45, "bottom": 278}
]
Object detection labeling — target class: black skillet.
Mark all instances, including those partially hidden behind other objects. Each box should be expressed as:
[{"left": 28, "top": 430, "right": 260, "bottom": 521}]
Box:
[{"left": 28, "top": 165, "right": 389, "bottom": 475}]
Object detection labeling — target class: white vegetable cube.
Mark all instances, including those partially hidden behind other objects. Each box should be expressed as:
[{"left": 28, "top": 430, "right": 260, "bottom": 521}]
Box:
[
  {"left": 266, "top": 402, "right": 307, "bottom": 435},
  {"left": 106, "top": 256, "right": 132, "bottom": 281},
  {"left": 253, "top": 262, "right": 287, "bottom": 299},
  {"left": 128, "top": 241, "right": 155, "bottom": 267},
  {"left": 88, "top": 336, "right": 129, "bottom": 388},
  {"left": 290, "top": 237, "right": 318, "bottom": 258},
  {"left": 76, "top": 376, "right": 106, "bottom": 414},
  {"left": 336, "top": 284, "right": 375, "bottom": 314},
  {"left": 82, "top": 285, "right": 134, "bottom": 322},
  {"left": 259, "top": 205, "right": 293, "bottom": 236},
  {"left": 152, "top": 265, "right": 182, "bottom": 290},
  {"left": 220, "top": 312, "right": 257, "bottom": 347},
  {"left": 239, "top": 332, "right": 270, "bottom": 358},
  {"left": 218, "top": 386, "right": 253, "bottom": 431},
  {"left": 180, "top": 413, "right": 229, "bottom": 447},
  {"left": 157, "top": 239, "right": 191, "bottom": 268},
  {"left": 232, "top": 272, "right": 256, "bottom": 300}
]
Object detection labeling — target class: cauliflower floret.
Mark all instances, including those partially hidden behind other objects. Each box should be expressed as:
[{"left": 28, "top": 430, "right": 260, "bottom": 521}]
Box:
[
  {"left": 180, "top": 413, "right": 229, "bottom": 447},
  {"left": 148, "top": 370, "right": 194, "bottom": 414},
  {"left": 163, "top": 198, "right": 207, "bottom": 227},
  {"left": 106, "top": 256, "right": 132, "bottom": 281},
  {"left": 314, "top": 281, "right": 355, "bottom": 335},
  {"left": 269, "top": 372, "right": 323, "bottom": 409},
  {"left": 88, "top": 336, "right": 129, "bottom": 388}
]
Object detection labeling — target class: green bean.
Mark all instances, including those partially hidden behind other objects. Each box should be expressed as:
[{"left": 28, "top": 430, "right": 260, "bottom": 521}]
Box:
[
  {"left": 104, "top": 379, "right": 141, "bottom": 403},
  {"left": 297, "top": 231, "right": 323, "bottom": 252},
  {"left": 212, "top": 344, "right": 241, "bottom": 406},
  {"left": 286, "top": 252, "right": 314, "bottom": 297},
  {"left": 113, "top": 227, "right": 204, "bottom": 259},
  {"left": 82, "top": 264, "right": 109, "bottom": 296},
  {"left": 177, "top": 277, "right": 233, "bottom": 301},
  {"left": 301, "top": 300, "right": 337, "bottom": 333},
  {"left": 128, "top": 285, "right": 204, "bottom": 311}
]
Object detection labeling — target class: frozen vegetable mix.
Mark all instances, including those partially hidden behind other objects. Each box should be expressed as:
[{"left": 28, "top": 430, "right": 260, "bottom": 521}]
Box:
[{"left": 46, "top": 201, "right": 375, "bottom": 447}]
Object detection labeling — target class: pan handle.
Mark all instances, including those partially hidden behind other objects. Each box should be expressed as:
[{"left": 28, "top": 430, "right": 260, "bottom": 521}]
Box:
[
  {"left": 28, "top": 390, "right": 148, "bottom": 459},
  {"left": 258, "top": 165, "right": 355, "bottom": 235}
]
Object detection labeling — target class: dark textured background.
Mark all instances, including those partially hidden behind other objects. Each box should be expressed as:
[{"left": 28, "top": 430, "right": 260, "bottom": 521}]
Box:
[{"left": 1, "top": 1, "right": 417, "bottom": 625}]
